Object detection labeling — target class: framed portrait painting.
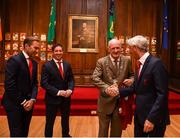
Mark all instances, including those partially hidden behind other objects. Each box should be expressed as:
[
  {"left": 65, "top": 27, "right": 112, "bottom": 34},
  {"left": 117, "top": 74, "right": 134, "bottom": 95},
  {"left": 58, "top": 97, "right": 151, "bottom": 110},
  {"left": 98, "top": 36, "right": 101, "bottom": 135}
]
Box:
[{"left": 68, "top": 15, "right": 99, "bottom": 53}]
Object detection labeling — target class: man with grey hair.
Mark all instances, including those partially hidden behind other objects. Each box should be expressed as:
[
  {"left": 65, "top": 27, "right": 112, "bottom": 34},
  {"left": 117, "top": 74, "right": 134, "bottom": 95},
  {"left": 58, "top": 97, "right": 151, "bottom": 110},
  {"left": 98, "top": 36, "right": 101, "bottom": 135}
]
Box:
[
  {"left": 120, "top": 35, "right": 170, "bottom": 137},
  {"left": 92, "top": 38, "right": 134, "bottom": 137}
]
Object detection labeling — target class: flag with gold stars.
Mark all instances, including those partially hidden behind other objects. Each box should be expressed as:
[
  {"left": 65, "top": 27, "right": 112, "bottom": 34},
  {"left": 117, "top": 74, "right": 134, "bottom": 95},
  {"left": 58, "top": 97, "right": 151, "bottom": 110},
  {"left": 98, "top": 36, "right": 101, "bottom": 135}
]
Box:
[{"left": 162, "top": 0, "right": 168, "bottom": 49}]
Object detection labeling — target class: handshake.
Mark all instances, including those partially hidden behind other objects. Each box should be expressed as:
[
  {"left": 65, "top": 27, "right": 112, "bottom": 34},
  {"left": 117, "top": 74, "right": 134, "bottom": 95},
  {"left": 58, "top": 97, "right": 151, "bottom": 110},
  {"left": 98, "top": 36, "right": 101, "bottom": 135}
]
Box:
[
  {"left": 105, "top": 83, "right": 119, "bottom": 97},
  {"left": 105, "top": 79, "right": 133, "bottom": 97}
]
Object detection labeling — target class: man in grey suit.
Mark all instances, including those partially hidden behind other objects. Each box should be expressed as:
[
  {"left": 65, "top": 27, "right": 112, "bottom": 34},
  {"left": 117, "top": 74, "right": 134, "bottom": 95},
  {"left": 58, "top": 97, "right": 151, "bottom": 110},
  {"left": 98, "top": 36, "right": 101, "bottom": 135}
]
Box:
[
  {"left": 92, "top": 38, "right": 134, "bottom": 137},
  {"left": 119, "top": 35, "right": 170, "bottom": 137}
]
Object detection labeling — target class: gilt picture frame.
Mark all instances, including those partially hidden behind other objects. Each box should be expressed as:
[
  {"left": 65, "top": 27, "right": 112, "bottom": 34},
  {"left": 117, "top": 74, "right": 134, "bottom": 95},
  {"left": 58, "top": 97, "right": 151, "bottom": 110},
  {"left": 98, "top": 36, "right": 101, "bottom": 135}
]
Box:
[{"left": 68, "top": 15, "right": 99, "bottom": 53}]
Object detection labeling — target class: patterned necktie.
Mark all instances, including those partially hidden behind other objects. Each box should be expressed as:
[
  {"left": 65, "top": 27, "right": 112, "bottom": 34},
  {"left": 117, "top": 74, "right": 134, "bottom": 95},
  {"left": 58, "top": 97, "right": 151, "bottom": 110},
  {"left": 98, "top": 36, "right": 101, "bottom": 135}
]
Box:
[
  {"left": 28, "top": 58, "right": 33, "bottom": 79},
  {"left": 58, "top": 62, "right": 64, "bottom": 79},
  {"left": 114, "top": 59, "right": 118, "bottom": 71}
]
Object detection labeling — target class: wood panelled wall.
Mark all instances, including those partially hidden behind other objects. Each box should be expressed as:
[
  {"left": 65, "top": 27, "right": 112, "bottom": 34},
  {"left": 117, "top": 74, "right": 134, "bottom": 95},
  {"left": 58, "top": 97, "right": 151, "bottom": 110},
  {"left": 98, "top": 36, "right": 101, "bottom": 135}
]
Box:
[
  {"left": 169, "top": 0, "right": 180, "bottom": 78},
  {"left": 0, "top": 0, "right": 179, "bottom": 86}
]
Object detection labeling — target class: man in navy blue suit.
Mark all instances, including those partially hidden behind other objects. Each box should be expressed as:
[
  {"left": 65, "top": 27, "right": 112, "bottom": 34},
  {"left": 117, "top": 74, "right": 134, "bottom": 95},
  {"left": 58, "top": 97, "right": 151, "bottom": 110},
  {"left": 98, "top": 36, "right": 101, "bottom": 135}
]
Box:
[
  {"left": 119, "top": 35, "right": 170, "bottom": 137},
  {"left": 2, "top": 36, "right": 40, "bottom": 137},
  {"left": 41, "top": 43, "right": 74, "bottom": 137}
]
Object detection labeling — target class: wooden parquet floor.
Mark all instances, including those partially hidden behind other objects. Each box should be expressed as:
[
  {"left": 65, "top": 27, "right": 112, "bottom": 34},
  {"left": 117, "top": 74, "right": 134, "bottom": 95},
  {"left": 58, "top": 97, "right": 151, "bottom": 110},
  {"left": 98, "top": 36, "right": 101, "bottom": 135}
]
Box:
[{"left": 0, "top": 115, "right": 180, "bottom": 137}]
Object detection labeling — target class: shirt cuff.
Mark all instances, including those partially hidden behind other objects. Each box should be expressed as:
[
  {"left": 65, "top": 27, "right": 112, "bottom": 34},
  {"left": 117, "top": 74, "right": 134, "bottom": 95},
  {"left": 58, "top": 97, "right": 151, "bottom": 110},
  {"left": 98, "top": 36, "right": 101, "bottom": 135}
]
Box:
[{"left": 30, "top": 99, "right": 36, "bottom": 103}]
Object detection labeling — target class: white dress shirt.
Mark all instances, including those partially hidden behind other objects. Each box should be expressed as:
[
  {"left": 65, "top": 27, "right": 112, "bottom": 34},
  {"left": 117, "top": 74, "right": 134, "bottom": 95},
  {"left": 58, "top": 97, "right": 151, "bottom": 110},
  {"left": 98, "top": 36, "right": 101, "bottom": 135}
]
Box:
[
  {"left": 110, "top": 55, "right": 120, "bottom": 67},
  {"left": 52, "top": 58, "right": 72, "bottom": 96},
  {"left": 53, "top": 58, "right": 64, "bottom": 72},
  {"left": 22, "top": 51, "right": 30, "bottom": 65},
  {"left": 138, "top": 52, "right": 150, "bottom": 75},
  {"left": 21, "top": 51, "right": 36, "bottom": 102}
]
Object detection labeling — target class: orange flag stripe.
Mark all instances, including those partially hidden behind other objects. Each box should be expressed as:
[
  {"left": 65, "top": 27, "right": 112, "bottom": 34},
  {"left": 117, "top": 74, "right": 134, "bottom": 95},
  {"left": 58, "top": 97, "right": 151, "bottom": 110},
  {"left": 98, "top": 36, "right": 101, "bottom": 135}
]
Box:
[{"left": 0, "top": 18, "right": 2, "bottom": 41}]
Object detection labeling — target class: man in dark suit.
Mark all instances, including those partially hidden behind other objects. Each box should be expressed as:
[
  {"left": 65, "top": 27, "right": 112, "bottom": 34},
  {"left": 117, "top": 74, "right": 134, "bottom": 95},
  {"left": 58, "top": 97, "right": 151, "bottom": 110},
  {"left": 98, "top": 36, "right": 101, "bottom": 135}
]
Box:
[
  {"left": 119, "top": 35, "right": 170, "bottom": 137},
  {"left": 92, "top": 38, "right": 134, "bottom": 137},
  {"left": 41, "top": 44, "right": 74, "bottom": 137},
  {"left": 2, "top": 36, "right": 40, "bottom": 137}
]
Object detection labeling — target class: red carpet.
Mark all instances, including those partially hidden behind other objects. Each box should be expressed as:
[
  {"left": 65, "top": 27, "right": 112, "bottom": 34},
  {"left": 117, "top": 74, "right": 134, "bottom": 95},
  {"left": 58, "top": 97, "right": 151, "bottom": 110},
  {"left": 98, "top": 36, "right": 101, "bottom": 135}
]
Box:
[
  {"left": 33, "top": 87, "right": 99, "bottom": 115},
  {"left": 0, "top": 87, "right": 180, "bottom": 116}
]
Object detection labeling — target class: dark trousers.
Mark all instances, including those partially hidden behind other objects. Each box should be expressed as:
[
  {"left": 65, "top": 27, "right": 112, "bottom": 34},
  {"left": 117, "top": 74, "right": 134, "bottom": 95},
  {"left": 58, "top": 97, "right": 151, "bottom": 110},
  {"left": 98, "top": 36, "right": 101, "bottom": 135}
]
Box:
[
  {"left": 134, "top": 116, "right": 166, "bottom": 137},
  {"left": 45, "top": 100, "right": 71, "bottom": 137},
  {"left": 5, "top": 105, "right": 33, "bottom": 137}
]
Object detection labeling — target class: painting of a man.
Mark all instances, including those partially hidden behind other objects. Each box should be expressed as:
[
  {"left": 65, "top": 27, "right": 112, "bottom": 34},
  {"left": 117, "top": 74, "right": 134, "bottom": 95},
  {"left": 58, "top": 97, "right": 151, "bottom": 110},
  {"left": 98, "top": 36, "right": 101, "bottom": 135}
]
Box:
[{"left": 72, "top": 20, "right": 95, "bottom": 49}]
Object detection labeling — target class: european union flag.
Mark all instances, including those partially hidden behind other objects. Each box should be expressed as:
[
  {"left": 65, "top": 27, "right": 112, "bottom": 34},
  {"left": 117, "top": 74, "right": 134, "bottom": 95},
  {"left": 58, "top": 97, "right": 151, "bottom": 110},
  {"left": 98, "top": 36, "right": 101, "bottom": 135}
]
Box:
[
  {"left": 107, "top": 0, "right": 115, "bottom": 42},
  {"left": 162, "top": 0, "right": 168, "bottom": 49}
]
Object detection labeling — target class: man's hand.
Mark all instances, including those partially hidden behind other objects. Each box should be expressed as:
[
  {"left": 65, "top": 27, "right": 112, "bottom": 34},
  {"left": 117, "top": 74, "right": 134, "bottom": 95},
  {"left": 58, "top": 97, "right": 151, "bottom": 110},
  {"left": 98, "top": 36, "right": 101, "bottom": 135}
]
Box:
[
  {"left": 105, "top": 84, "right": 119, "bottom": 97},
  {"left": 57, "top": 90, "right": 72, "bottom": 97},
  {"left": 57, "top": 90, "right": 66, "bottom": 97},
  {"left": 123, "top": 79, "right": 133, "bottom": 87},
  {"left": 21, "top": 99, "right": 34, "bottom": 111},
  {"left": 143, "top": 120, "right": 154, "bottom": 133},
  {"left": 64, "top": 89, "right": 72, "bottom": 97}
]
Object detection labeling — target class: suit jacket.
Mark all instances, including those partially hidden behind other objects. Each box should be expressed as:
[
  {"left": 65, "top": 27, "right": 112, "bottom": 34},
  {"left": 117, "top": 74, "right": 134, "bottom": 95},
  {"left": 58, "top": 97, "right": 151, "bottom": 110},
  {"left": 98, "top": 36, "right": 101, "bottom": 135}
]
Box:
[
  {"left": 92, "top": 55, "right": 134, "bottom": 114},
  {"left": 121, "top": 55, "right": 170, "bottom": 126},
  {"left": 41, "top": 59, "right": 74, "bottom": 104},
  {"left": 2, "top": 52, "right": 38, "bottom": 108}
]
